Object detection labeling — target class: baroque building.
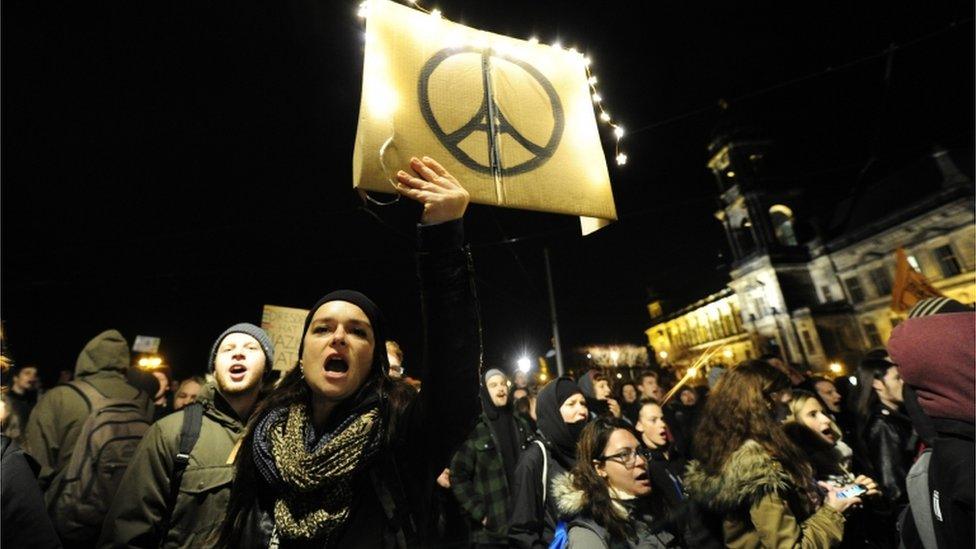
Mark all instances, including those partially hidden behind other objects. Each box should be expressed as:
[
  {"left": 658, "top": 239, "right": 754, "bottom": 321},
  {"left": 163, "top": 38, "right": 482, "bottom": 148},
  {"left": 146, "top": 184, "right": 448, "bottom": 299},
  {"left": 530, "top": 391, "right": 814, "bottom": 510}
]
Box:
[{"left": 646, "top": 130, "right": 975, "bottom": 374}]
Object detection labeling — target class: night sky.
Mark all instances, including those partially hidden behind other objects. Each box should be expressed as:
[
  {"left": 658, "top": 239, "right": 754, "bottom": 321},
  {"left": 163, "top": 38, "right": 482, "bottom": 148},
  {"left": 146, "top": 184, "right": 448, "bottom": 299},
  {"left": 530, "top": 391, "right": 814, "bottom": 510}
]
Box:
[{"left": 3, "top": 1, "right": 973, "bottom": 382}]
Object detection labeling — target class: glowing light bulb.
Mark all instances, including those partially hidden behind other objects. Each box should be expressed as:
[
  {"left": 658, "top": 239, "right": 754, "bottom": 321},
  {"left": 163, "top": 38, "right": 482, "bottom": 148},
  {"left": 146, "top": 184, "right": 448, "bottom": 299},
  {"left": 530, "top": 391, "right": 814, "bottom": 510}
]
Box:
[
  {"left": 600, "top": 112, "right": 611, "bottom": 122},
  {"left": 616, "top": 153, "right": 628, "bottom": 165},
  {"left": 588, "top": 76, "right": 598, "bottom": 85},
  {"left": 687, "top": 366, "right": 698, "bottom": 377},
  {"left": 614, "top": 126, "right": 624, "bottom": 138},
  {"left": 592, "top": 93, "right": 602, "bottom": 103}
]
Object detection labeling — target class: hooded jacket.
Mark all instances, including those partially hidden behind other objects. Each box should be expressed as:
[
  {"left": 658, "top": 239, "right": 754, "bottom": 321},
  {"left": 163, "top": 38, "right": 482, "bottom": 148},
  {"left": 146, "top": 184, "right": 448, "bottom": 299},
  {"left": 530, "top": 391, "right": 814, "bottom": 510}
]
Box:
[
  {"left": 98, "top": 382, "right": 246, "bottom": 548},
  {"left": 450, "top": 386, "right": 531, "bottom": 544},
  {"left": 551, "top": 473, "right": 676, "bottom": 549},
  {"left": 24, "top": 330, "right": 151, "bottom": 494},
  {"left": 683, "top": 440, "right": 845, "bottom": 548}
]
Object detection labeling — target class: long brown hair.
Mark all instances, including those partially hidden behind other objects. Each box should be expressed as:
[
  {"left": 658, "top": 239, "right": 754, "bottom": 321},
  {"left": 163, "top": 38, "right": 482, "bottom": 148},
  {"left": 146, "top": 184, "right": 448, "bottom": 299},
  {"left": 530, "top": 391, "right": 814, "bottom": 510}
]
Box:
[
  {"left": 216, "top": 348, "right": 416, "bottom": 546},
  {"left": 568, "top": 417, "right": 642, "bottom": 542},
  {"left": 692, "top": 360, "right": 812, "bottom": 486}
]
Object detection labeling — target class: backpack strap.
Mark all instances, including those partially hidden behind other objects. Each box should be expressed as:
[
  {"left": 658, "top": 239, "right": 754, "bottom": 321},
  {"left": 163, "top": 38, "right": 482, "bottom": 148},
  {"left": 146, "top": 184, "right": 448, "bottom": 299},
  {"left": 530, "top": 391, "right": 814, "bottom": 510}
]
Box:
[
  {"left": 161, "top": 403, "right": 203, "bottom": 538},
  {"left": 534, "top": 440, "right": 549, "bottom": 503},
  {"left": 66, "top": 380, "right": 106, "bottom": 413}
]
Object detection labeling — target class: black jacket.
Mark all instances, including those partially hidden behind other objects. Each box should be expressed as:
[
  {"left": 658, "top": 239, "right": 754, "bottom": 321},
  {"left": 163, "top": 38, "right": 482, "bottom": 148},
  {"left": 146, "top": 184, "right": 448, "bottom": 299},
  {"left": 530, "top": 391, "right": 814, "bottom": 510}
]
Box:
[
  {"left": 507, "top": 433, "right": 568, "bottom": 549},
  {"left": 1, "top": 435, "right": 61, "bottom": 548},
  {"left": 234, "top": 219, "right": 482, "bottom": 548},
  {"left": 864, "top": 403, "right": 916, "bottom": 505}
]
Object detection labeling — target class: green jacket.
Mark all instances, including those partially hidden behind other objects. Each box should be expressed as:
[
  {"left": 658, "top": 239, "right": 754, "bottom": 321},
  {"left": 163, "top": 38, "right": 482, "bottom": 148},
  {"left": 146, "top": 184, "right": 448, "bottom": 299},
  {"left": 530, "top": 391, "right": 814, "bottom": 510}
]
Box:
[
  {"left": 450, "top": 412, "right": 531, "bottom": 544},
  {"left": 24, "top": 330, "right": 151, "bottom": 496},
  {"left": 97, "top": 382, "right": 245, "bottom": 548},
  {"left": 684, "top": 440, "right": 845, "bottom": 548}
]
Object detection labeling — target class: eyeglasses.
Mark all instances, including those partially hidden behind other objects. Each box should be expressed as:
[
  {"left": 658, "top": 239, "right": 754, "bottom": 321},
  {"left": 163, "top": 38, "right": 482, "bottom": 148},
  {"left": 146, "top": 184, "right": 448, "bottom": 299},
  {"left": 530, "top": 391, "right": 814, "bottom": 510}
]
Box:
[{"left": 597, "top": 447, "right": 650, "bottom": 469}]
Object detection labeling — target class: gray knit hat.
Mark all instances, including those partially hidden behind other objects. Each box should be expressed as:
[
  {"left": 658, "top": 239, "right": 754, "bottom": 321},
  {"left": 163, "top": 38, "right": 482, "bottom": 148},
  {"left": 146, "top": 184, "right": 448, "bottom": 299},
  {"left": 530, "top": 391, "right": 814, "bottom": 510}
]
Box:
[
  {"left": 484, "top": 368, "right": 507, "bottom": 385},
  {"left": 208, "top": 323, "right": 275, "bottom": 379}
]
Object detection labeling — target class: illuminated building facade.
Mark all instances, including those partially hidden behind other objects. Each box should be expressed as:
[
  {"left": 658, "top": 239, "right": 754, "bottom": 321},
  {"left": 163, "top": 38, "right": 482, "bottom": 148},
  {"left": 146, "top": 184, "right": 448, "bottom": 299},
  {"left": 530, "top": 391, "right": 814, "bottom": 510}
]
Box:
[{"left": 647, "top": 130, "right": 975, "bottom": 373}]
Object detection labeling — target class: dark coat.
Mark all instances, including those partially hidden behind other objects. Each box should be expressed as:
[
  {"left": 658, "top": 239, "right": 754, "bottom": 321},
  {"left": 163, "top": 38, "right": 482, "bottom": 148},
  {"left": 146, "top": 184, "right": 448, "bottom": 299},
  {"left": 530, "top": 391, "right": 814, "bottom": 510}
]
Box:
[
  {"left": 507, "top": 433, "right": 568, "bottom": 549},
  {"left": 863, "top": 403, "right": 916, "bottom": 505},
  {"left": 450, "top": 411, "right": 531, "bottom": 544},
  {"left": 233, "top": 219, "right": 482, "bottom": 548},
  {"left": 1, "top": 435, "right": 62, "bottom": 548}
]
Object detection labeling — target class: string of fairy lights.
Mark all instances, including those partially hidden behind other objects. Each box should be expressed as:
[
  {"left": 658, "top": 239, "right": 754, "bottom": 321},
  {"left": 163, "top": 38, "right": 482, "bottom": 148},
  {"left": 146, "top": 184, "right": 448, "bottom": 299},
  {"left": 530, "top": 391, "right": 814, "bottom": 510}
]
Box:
[{"left": 357, "top": 0, "right": 628, "bottom": 166}]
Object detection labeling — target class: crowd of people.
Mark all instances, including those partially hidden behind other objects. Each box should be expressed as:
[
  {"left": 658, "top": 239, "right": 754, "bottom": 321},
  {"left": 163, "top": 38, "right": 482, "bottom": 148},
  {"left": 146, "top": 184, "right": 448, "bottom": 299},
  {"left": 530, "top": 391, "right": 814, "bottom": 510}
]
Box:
[{"left": 0, "top": 157, "right": 972, "bottom": 549}]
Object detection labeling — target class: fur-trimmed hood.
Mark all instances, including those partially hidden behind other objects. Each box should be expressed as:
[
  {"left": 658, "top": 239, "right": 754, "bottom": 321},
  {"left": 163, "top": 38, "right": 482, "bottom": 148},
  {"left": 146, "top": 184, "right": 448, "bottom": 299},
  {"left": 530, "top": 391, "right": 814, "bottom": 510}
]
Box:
[
  {"left": 551, "top": 472, "right": 629, "bottom": 520},
  {"left": 683, "top": 440, "right": 791, "bottom": 513}
]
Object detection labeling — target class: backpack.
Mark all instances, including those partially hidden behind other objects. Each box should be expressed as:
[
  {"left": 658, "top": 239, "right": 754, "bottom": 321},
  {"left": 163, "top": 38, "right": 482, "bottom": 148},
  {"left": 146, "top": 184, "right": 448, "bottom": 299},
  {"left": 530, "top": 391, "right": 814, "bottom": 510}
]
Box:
[{"left": 50, "top": 380, "right": 153, "bottom": 542}]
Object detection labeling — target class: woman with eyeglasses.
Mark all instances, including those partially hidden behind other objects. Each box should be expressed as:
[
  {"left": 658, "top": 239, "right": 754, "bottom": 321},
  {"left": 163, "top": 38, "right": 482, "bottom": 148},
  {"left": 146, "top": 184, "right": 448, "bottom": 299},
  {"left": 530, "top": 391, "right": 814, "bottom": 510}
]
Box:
[
  {"left": 684, "top": 360, "right": 861, "bottom": 548},
  {"left": 551, "top": 417, "right": 680, "bottom": 548}
]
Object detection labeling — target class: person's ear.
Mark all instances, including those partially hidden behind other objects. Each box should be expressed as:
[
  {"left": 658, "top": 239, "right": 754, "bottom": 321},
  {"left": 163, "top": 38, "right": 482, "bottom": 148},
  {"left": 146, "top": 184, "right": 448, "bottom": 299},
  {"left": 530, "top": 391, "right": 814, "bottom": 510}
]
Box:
[
  {"left": 594, "top": 460, "right": 607, "bottom": 478},
  {"left": 871, "top": 378, "right": 885, "bottom": 394},
  {"left": 635, "top": 420, "right": 645, "bottom": 433}
]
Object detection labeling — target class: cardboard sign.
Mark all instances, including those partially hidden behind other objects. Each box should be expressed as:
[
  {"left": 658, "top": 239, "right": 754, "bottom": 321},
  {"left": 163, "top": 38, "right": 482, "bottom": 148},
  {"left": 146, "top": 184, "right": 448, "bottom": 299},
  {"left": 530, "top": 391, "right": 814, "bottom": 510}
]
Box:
[
  {"left": 132, "top": 335, "right": 160, "bottom": 354},
  {"left": 261, "top": 304, "right": 309, "bottom": 372},
  {"left": 353, "top": 0, "right": 617, "bottom": 225}
]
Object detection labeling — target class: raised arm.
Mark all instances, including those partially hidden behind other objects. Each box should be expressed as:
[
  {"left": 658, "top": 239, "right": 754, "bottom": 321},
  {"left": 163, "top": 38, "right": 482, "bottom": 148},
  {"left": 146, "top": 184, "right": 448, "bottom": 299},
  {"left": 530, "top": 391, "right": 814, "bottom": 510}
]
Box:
[{"left": 395, "top": 156, "right": 483, "bottom": 471}]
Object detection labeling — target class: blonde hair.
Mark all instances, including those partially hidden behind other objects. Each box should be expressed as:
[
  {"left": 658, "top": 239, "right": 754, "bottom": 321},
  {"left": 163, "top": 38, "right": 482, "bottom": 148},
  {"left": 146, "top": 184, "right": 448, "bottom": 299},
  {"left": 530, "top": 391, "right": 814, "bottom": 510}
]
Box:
[{"left": 785, "top": 390, "right": 843, "bottom": 442}]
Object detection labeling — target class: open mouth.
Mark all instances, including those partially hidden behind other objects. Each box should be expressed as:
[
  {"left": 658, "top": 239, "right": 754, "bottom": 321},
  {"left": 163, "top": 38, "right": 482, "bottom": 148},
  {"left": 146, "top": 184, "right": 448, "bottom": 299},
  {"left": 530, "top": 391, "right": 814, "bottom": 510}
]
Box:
[
  {"left": 229, "top": 364, "right": 247, "bottom": 381},
  {"left": 325, "top": 357, "right": 349, "bottom": 374},
  {"left": 821, "top": 427, "right": 835, "bottom": 440},
  {"left": 635, "top": 471, "right": 649, "bottom": 482}
]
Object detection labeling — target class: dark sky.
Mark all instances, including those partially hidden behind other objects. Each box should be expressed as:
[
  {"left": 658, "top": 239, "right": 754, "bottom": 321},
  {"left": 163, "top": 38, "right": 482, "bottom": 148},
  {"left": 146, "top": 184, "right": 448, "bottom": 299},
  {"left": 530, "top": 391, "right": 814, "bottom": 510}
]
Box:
[{"left": 3, "top": 1, "right": 973, "bottom": 381}]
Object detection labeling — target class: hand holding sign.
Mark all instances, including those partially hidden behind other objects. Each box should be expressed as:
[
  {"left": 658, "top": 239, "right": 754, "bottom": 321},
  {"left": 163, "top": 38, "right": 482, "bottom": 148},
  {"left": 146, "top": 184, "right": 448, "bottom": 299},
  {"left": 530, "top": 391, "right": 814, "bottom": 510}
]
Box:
[{"left": 396, "top": 156, "right": 470, "bottom": 224}]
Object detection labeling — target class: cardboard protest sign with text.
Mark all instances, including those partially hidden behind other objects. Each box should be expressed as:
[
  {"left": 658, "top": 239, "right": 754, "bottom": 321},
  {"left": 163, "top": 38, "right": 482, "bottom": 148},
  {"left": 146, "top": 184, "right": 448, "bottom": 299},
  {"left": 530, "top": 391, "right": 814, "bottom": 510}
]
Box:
[
  {"left": 353, "top": 0, "right": 617, "bottom": 225},
  {"left": 261, "top": 304, "right": 309, "bottom": 372}
]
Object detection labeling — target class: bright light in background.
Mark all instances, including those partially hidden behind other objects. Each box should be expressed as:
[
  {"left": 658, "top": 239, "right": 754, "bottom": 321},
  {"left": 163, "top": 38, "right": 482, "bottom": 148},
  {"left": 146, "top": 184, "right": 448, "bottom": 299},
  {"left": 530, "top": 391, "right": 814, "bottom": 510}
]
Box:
[
  {"left": 615, "top": 153, "right": 627, "bottom": 165},
  {"left": 616, "top": 373, "right": 623, "bottom": 379},
  {"left": 586, "top": 353, "right": 592, "bottom": 359},
  {"left": 138, "top": 356, "right": 163, "bottom": 369},
  {"left": 848, "top": 376, "right": 858, "bottom": 386},
  {"left": 517, "top": 357, "right": 532, "bottom": 373},
  {"left": 609, "top": 350, "right": 620, "bottom": 363},
  {"left": 539, "top": 373, "right": 548, "bottom": 382},
  {"left": 828, "top": 362, "right": 843, "bottom": 374},
  {"left": 722, "top": 349, "right": 734, "bottom": 360},
  {"left": 528, "top": 36, "right": 539, "bottom": 44},
  {"left": 658, "top": 350, "right": 668, "bottom": 359},
  {"left": 687, "top": 367, "right": 698, "bottom": 377}
]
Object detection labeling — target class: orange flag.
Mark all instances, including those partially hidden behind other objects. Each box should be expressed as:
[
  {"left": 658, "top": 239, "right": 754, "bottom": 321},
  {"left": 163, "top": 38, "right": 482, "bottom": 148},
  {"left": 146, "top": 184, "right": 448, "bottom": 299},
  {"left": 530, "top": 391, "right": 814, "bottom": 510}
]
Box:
[{"left": 891, "top": 248, "right": 943, "bottom": 312}]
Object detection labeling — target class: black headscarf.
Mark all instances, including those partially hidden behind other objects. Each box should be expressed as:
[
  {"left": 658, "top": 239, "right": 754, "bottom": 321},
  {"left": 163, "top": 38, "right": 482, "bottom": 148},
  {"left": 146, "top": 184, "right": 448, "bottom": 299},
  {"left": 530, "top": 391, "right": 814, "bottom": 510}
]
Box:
[
  {"left": 481, "top": 371, "right": 521, "bottom": 484},
  {"left": 536, "top": 377, "right": 587, "bottom": 469},
  {"left": 577, "top": 370, "right": 610, "bottom": 417}
]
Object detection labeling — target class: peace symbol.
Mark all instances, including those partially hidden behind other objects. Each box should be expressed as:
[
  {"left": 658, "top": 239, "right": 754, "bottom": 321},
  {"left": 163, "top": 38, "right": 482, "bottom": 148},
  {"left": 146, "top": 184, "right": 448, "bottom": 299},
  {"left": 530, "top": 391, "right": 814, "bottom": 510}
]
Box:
[{"left": 418, "top": 46, "right": 565, "bottom": 176}]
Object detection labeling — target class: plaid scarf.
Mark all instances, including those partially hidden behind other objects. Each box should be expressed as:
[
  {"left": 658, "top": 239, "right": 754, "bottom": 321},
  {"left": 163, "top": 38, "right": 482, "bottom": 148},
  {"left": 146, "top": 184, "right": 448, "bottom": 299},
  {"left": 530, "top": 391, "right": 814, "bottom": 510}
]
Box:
[{"left": 253, "top": 402, "right": 382, "bottom": 541}]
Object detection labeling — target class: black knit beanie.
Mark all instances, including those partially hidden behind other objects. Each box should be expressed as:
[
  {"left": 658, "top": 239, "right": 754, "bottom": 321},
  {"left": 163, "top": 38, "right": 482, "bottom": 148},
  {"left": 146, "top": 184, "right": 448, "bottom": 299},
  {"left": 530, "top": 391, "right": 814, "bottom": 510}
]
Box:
[
  {"left": 298, "top": 290, "right": 389, "bottom": 377},
  {"left": 208, "top": 323, "right": 275, "bottom": 379}
]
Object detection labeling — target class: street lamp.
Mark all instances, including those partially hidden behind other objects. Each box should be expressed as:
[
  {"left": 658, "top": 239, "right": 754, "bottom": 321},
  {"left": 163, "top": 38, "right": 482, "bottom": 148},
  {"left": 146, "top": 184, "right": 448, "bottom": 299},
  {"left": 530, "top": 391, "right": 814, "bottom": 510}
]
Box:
[
  {"left": 516, "top": 357, "right": 532, "bottom": 373},
  {"left": 658, "top": 350, "right": 668, "bottom": 360},
  {"left": 609, "top": 350, "right": 620, "bottom": 366},
  {"left": 828, "top": 362, "right": 843, "bottom": 374}
]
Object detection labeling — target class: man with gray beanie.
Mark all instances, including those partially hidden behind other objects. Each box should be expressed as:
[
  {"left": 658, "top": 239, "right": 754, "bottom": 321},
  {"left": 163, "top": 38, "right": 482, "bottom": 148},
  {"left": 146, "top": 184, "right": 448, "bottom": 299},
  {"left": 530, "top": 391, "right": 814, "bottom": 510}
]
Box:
[
  {"left": 99, "top": 322, "right": 274, "bottom": 548},
  {"left": 451, "top": 368, "right": 531, "bottom": 547}
]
